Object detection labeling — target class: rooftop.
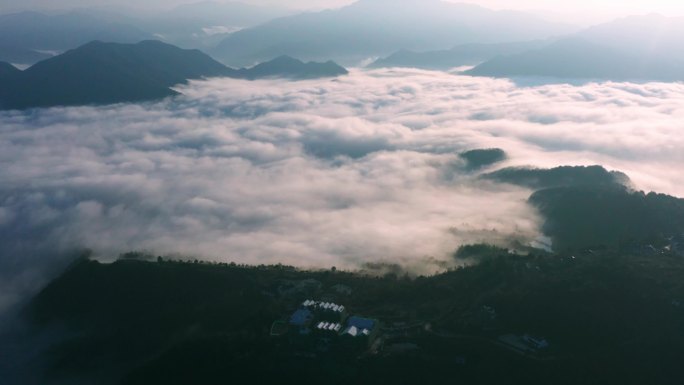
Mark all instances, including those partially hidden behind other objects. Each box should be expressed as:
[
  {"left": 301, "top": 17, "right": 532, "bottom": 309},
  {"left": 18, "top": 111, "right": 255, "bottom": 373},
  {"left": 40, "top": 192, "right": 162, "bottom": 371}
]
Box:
[
  {"left": 289, "top": 308, "right": 314, "bottom": 326},
  {"left": 347, "top": 316, "right": 376, "bottom": 331},
  {"left": 301, "top": 300, "right": 346, "bottom": 313}
]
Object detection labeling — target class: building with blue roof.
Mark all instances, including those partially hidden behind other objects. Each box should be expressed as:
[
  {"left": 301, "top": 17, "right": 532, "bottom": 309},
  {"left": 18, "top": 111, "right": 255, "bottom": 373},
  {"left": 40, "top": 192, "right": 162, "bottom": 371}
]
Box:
[
  {"left": 342, "top": 316, "right": 379, "bottom": 348},
  {"left": 346, "top": 316, "right": 375, "bottom": 330},
  {"left": 289, "top": 308, "right": 314, "bottom": 327}
]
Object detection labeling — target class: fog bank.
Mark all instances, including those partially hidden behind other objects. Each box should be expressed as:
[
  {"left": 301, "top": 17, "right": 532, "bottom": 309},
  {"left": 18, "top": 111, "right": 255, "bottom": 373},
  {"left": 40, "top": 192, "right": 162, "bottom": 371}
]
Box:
[{"left": 1, "top": 68, "right": 683, "bottom": 314}]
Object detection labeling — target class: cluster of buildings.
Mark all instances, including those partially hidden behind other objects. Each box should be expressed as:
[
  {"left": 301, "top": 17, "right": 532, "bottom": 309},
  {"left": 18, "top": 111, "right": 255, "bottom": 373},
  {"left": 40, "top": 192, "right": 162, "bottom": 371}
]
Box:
[
  {"left": 315, "top": 321, "right": 343, "bottom": 333},
  {"left": 272, "top": 299, "right": 380, "bottom": 352},
  {"left": 302, "top": 300, "right": 346, "bottom": 313}
]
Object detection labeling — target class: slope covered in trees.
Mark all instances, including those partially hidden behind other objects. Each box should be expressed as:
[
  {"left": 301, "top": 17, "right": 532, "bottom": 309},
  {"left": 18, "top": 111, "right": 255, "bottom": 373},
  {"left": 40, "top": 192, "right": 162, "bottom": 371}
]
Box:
[
  {"left": 0, "top": 41, "right": 348, "bottom": 110},
  {"left": 3, "top": 251, "right": 682, "bottom": 385}
]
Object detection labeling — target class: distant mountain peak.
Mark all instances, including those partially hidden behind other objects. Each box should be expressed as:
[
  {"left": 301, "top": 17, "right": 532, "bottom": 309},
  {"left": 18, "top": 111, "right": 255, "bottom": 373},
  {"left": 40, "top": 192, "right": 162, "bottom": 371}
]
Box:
[
  {"left": 353, "top": 0, "right": 442, "bottom": 5},
  {"left": 234, "top": 55, "right": 348, "bottom": 80},
  {"left": 212, "top": 0, "right": 574, "bottom": 67},
  {"left": 80, "top": 40, "right": 174, "bottom": 49},
  {"left": 0, "top": 42, "right": 348, "bottom": 110},
  {"left": 269, "top": 55, "right": 302, "bottom": 63},
  {"left": 0, "top": 40, "right": 231, "bottom": 110},
  {"left": 468, "top": 14, "right": 684, "bottom": 82}
]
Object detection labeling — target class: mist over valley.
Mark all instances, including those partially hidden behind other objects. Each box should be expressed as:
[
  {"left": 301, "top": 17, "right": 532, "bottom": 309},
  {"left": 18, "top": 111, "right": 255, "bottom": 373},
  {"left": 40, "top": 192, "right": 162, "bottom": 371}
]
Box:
[{"left": 2, "top": 1, "right": 684, "bottom": 384}]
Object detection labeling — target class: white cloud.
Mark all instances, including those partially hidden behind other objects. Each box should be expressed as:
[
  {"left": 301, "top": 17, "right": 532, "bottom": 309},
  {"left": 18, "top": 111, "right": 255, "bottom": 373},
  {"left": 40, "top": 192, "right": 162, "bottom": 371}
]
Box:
[
  {"left": 202, "top": 26, "right": 243, "bottom": 36},
  {"left": 1, "top": 68, "right": 683, "bottom": 315}
]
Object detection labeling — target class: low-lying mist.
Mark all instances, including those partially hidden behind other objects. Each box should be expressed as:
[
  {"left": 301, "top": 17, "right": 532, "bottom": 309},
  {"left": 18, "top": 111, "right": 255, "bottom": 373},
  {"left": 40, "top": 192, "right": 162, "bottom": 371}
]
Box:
[{"left": 1, "top": 68, "right": 683, "bottom": 316}]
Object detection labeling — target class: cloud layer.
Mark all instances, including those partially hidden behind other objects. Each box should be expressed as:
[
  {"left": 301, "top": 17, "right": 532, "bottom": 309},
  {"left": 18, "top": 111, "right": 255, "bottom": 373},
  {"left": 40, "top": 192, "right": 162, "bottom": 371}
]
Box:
[{"left": 1, "top": 68, "right": 683, "bottom": 315}]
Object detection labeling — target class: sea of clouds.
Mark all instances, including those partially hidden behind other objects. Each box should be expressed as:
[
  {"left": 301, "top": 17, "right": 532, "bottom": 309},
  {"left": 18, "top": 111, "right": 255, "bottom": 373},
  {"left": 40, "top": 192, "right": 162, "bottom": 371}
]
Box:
[{"left": 1, "top": 68, "right": 683, "bottom": 315}]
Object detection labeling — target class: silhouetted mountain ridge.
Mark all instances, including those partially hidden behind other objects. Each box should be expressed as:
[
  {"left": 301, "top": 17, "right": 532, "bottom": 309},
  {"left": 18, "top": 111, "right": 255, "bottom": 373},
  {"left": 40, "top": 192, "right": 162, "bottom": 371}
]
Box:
[
  {"left": 233, "top": 55, "right": 348, "bottom": 79},
  {"left": 483, "top": 165, "right": 631, "bottom": 190},
  {"left": 0, "top": 41, "right": 348, "bottom": 110},
  {"left": 0, "top": 40, "right": 231, "bottom": 110}
]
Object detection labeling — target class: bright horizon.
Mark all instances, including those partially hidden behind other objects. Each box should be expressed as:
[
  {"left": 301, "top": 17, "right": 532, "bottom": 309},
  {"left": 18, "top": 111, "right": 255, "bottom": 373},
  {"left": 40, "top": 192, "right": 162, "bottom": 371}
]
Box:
[{"left": 2, "top": 0, "right": 684, "bottom": 24}]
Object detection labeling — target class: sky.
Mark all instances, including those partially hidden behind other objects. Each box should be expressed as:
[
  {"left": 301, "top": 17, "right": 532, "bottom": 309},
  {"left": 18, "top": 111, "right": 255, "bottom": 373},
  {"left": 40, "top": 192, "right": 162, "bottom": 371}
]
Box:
[
  {"left": 3, "top": 0, "right": 684, "bottom": 21},
  {"left": 474, "top": 0, "right": 684, "bottom": 14}
]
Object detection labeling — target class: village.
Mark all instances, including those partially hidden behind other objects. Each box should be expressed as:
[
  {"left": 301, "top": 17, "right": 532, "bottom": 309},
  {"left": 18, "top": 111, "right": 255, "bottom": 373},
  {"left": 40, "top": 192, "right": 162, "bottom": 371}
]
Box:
[
  {"left": 270, "top": 294, "right": 552, "bottom": 361},
  {"left": 271, "top": 299, "right": 381, "bottom": 355}
]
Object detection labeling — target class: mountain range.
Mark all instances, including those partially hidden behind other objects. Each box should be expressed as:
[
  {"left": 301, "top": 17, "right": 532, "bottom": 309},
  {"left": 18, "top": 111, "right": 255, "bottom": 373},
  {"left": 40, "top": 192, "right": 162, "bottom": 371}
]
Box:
[
  {"left": 467, "top": 14, "right": 684, "bottom": 82},
  {"left": 3, "top": 4, "right": 684, "bottom": 84},
  {"left": 0, "top": 45, "right": 52, "bottom": 67},
  {"left": 137, "top": 1, "right": 295, "bottom": 50},
  {"left": 0, "top": 2, "right": 293, "bottom": 66},
  {"left": 368, "top": 41, "right": 549, "bottom": 70},
  {"left": 0, "top": 41, "right": 348, "bottom": 110},
  {"left": 0, "top": 11, "right": 152, "bottom": 65},
  {"left": 231, "top": 55, "right": 348, "bottom": 80},
  {"left": 211, "top": 0, "right": 575, "bottom": 67}
]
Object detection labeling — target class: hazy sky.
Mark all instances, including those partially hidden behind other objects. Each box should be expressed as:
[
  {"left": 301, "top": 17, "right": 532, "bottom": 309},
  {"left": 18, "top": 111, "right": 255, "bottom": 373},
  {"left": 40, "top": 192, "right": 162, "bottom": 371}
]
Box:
[
  {"left": 3, "top": 0, "right": 684, "bottom": 18},
  {"left": 473, "top": 0, "right": 684, "bottom": 13}
]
